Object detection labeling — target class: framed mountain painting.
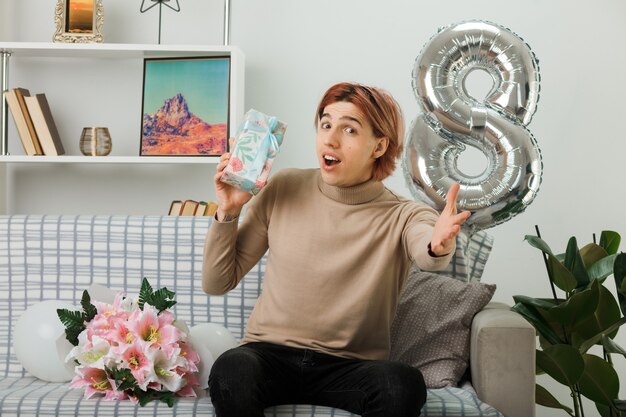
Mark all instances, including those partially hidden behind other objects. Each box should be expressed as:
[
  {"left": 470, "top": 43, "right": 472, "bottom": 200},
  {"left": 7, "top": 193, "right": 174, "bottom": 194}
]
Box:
[{"left": 140, "top": 56, "right": 230, "bottom": 156}]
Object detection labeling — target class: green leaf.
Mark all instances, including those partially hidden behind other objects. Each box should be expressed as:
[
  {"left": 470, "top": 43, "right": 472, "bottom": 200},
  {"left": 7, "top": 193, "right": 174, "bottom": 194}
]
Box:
[
  {"left": 578, "top": 353, "right": 619, "bottom": 406},
  {"left": 131, "top": 388, "right": 177, "bottom": 408},
  {"left": 138, "top": 278, "right": 177, "bottom": 314},
  {"left": 614, "top": 253, "right": 626, "bottom": 316},
  {"left": 136, "top": 390, "right": 154, "bottom": 407},
  {"left": 525, "top": 235, "right": 555, "bottom": 255},
  {"left": 564, "top": 237, "right": 590, "bottom": 289},
  {"left": 600, "top": 231, "right": 621, "bottom": 255},
  {"left": 614, "top": 399, "right": 626, "bottom": 411},
  {"left": 535, "top": 383, "right": 574, "bottom": 414},
  {"left": 513, "top": 296, "right": 575, "bottom": 346},
  {"left": 549, "top": 254, "right": 578, "bottom": 292},
  {"left": 579, "top": 317, "right": 626, "bottom": 354},
  {"left": 602, "top": 334, "right": 626, "bottom": 359},
  {"left": 56, "top": 308, "right": 83, "bottom": 329},
  {"left": 80, "top": 290, "right": 97, "bottom": 322},
  {"left": 149, "top": 287, "right": 177, "bottom": 313},
  {"left": 596, "top": 402, "right": 626, "bottom": 417},
  {"left": 536, "top": 345, "right": 584, "bottom": 388},
  {"left": 512, "top": 295, "right": 558, "bottom": 310},
  {"left": 105, "top": 366, "right": 138, "bottom": 392},
  {"left": 580, "top": 243, "right": 609, "bottom": 270},
  {"left": 546, "top": 281, "right": 599, "bottom": 328},
  {"left": 138, "top": 278, "right": 153, "bottom": 311},
  {"left": 588, "top": 254, "right": 618, "bottom": 281},
  {"left": 56, "top": 308, "right": 85, "bottom": 346},
  {"left": 596, "top": 402, "right": 612, "bottom": 417},
  {"left": 159, "top": 391, "right": 176, "bottom": 407},
  {"left": 573, "top": 285, "right": 621, "bottom": 341},
  {"left": 511, "top": 303, "right": 563, "bottom": 345}
]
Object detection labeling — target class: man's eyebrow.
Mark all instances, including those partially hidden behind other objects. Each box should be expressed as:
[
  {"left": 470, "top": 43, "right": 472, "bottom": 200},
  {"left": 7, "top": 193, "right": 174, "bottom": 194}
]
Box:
[{"left": 320, "top": 113, "right": 363, "bottom": 127}]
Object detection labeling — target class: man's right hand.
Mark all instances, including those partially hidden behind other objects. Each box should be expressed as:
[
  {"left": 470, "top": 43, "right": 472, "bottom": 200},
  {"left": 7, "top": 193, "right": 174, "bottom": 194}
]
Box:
[{"left": 214, "top": 138, "right": 253, "bottom": 221}]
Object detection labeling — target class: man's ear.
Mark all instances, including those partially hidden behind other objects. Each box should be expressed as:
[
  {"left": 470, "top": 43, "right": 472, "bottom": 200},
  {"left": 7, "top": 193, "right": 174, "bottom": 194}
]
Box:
[{"left": 373, "top": 137, "right": 389, "bottom": 159}]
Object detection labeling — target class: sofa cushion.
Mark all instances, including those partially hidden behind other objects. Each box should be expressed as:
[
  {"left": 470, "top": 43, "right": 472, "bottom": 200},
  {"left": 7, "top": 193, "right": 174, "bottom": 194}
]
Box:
[
  {"left": 0, "top": 377, "right": 502, "bottom": 416},
  {"left": 390, "top": 268, "right": 496, "bottom": 388},
  {"left": 422, "top": 385, "right": 504, "bottom": 417}
]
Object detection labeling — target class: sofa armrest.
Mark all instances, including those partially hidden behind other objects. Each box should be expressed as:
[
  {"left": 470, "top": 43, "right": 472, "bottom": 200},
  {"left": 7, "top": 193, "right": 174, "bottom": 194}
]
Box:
[{"left": 470, "top": 302, "right": 536, "bottom": 417}]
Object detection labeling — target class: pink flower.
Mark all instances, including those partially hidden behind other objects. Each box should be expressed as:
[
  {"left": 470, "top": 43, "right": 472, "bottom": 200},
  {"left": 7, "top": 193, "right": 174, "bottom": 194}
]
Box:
[
  {"left": 104, "top": 390, "right": 129, "bottom": 401},
  {"left": 70, "top": 367, "right": 114, "bottom": 399},
  {"left": 126, "top": 304, "right": 181, "bottom": 355},
  {"left": 107, "top": 320, "right": 133, "bottom": 347},
  {"left": 118, "top": 340, "right": 153, "bottom": 388},
  {"left": 146, "top": 348, "right": 186, "bottom": 392},
  {"left": 178, "top": 341, "right": 200, "bottom": 373},
  {"left": 175, "top": 369, "right": 199, "bottom": 397},
  {"left": 85, "top": 294, "right": 132, "bottom": 343},
  {"left": 176, "top": 381, "right": 197, "bottom": 398},
  {"left": 229, "top": 157, "right": 243, "bottom": 172}
]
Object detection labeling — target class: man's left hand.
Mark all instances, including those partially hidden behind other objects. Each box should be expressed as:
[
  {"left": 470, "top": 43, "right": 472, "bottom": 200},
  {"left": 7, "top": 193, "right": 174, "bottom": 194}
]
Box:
[{"left": 430, "top": 183, "right": 471, "bottom": 256}]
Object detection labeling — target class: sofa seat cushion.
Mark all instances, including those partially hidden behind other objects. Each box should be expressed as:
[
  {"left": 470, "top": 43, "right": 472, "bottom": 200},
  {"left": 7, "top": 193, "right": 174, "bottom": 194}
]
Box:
[{"left": 0, "top": 377, "right": 502, "bottom": 417}]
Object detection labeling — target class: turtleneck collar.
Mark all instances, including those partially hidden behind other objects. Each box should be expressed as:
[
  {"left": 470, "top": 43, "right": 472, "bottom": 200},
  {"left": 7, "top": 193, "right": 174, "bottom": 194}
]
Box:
[{"left": 316, "top": 170, "right": 385, "bottom": 205}]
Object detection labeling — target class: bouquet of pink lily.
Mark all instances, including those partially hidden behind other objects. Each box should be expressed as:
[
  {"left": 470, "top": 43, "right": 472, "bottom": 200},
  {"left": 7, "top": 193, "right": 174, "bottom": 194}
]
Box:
[{"left": 57, "top": 278, "right": 201, "bottom": 407}]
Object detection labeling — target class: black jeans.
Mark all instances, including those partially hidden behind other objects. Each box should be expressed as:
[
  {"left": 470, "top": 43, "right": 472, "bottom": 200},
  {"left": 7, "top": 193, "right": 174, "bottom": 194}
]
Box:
[{"left": 208, "top": 342, "right": 426, "bottom": 417}]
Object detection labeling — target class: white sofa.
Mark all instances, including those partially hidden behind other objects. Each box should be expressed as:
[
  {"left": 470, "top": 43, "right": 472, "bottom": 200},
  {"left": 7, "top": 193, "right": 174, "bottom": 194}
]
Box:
[{"left": 0, "top": 215, "right": 535, "bottom": 417}]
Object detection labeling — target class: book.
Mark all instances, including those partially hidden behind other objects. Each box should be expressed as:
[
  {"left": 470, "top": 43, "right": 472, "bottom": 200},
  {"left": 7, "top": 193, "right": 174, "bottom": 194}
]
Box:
[
  {"left": 179, "top": 200, "right": 199, "bottom": 216},
  {"left": 194, "top": 201, "right": 208, "bottom": 216},
  {"left": 23, "top": 94, "right": 65, "bottom": 156},
  {"left": 168, "top": 200, "right": 183, "bottom": 215},
  {"left": 205, "top": 201, "right": 218, "bottom": 217},
  {"left": 4, "top": 89, "right": 39, "bottom": 155},
  {"left": 13, "top": 88, "right": 44, "bottom": 155}
]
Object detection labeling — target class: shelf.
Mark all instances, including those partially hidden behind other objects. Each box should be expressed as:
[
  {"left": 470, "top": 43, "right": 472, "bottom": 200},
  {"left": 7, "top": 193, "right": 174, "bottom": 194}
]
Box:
[
  {"left": 0, "top": 155, "right": 219, "bottom": 164},
  {"left": 0, "top": 41, "right": 244, "bottom": 215},
  {"left": 0, "top": 42, "right": 241, "bottom": 59}
]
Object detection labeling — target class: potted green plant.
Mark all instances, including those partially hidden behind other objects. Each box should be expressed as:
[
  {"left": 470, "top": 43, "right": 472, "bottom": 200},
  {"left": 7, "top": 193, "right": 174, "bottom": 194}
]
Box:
[{"left": 512, "top": 229, "right": 626, "bottom": 417}]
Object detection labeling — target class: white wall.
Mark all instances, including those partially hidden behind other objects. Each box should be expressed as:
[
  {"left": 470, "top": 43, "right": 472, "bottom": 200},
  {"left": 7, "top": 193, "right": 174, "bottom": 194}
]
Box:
[
  {"left": 3, "top": 0, "right": 626, "bottom": 415},
  {"left": 0, "top": 2, "right": 14, "bottom": 39}
]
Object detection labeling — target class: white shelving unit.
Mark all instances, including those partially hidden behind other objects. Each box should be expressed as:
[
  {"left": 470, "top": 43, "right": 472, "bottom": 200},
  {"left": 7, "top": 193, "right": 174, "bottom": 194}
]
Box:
[
  {"left": 0, "top": 42, "right": 244, "bottom": 214},
  {"left": 0, "top": 155, "right": 219, "bottom": 164}
]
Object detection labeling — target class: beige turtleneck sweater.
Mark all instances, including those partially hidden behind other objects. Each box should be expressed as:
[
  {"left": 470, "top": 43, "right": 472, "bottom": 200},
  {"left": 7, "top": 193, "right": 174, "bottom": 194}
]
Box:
[{"left": 202, "top": 168, "right": 453, "bottom": 360}]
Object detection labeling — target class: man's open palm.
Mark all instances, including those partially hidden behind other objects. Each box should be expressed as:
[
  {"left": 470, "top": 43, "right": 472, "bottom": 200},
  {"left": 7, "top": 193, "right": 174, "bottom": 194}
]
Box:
[{"left": 430, "top": 183, "right": 471, "bottom": 256}]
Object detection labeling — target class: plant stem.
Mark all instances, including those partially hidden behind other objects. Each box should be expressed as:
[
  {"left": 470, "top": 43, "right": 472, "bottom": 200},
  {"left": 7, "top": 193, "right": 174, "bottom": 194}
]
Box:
[
  {"left": 572, "top": 388, "right": 581, "bottom": 417},
  {"left": 604, "top": 344, "right": 615, "bottom": 417},
  {"left": 577, "top": 385, "right": 585, "bottom": 417},
  {"left": 535, "top": 225, "right": 559, "bottom": 303}
]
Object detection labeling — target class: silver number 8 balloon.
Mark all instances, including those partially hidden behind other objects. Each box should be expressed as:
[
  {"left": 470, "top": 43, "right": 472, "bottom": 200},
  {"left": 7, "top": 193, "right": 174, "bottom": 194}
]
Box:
[{"left": 402, "top": 21, "right": 542, "bottom": 235}]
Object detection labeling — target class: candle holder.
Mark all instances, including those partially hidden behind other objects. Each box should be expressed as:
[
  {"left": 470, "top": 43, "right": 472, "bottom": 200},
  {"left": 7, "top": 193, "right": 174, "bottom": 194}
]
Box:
[{"left": 79, "top": 127, "right": 112, "bottom": 156}]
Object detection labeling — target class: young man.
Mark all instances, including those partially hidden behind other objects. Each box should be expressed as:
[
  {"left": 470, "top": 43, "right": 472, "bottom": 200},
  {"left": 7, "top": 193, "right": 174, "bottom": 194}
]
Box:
[{"left": 202, "top": 82, "right": 470, "bottom": 417}]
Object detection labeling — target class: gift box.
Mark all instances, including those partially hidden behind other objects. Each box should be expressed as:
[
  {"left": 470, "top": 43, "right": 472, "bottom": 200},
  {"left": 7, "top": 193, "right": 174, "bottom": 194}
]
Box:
[{"left": 221, "top": 109, "right": 287, "bottom": 195}]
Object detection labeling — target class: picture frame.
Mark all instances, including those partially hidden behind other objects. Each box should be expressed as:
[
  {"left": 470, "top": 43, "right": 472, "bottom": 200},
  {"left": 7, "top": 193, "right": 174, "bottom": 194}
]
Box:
[
  {"left": 140, "top": 56, "right": 231, "bottom": 156},
  {"left": 53, "top": 0, "right": 104, "bottom": 43}
]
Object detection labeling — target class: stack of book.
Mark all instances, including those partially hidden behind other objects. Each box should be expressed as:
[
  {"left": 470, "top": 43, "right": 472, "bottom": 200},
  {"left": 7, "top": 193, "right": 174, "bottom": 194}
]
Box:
[
  {"left": 3, "top": 87, "right": 65, "bottom": 156},
  {"left": 168, "top": 200, "right": 218, "bottom": 216}
]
